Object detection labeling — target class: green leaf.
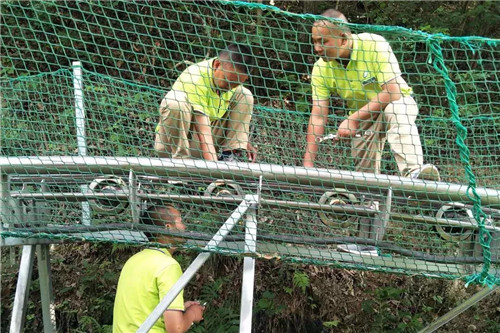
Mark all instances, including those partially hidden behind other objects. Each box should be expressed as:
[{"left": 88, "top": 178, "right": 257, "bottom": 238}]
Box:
[
  {"left": 292, "top": 271, "right": 310, "bottom": 294},
  {"left": 323, "top": 320, "right": 340, "bottom": 328}
]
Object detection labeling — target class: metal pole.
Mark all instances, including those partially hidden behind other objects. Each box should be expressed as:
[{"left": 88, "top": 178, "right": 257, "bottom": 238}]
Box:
[
  {"left": 7, "top": 200, "right": 22, "bottom": 266},
  {"left": 418, "top": 285, "right": 499, "bottom": 333},
  {"left": 37, "top": 244, "right": 56, "bottom": 333},
  {"left": 1, "top": 172, "right": 8, "bottom": 236},
  {"left": 0, "top": 171, "right": 15, "bottom": 266},
  {"left": 0, "top": 83, "right": 3, "bottom": 153},
  {"left": 73, "top": 62, "right": 86, "bottom": 158},
  {"left": 1, "top": 157, "right": 499, "bottom": 207},
  {"left": 137, "top": 198, "right": 252, "bottom": 332},
  {"left": 8, "top": 190, "right": 500, "bottom": 233},
  {"left": 72, "top": 61, "right": 90, "bottom": 226},
  {"left": 375, "top": 187, "right": 392, "bottom": 241},
  {"left": 10, "top": 245, "right": 36, "bottom": 333},
  {"left": 239, "top": 195, "right": 259, "bottom": 333},
  {"left": 129, "top": 170, "right": 139, "bottom": 224},
  {"left": 37, "top": 180, "right": 51, "bottom": 225}
]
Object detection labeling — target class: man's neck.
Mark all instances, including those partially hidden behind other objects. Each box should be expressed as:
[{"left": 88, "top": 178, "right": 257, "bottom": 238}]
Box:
[
  {"left": 338, "top": 57, "right": 350, "bottom": 68},
  {"left": 210, "top": 58, "right": 220, "bottom": 94},
  {"left": 147, "top": 246, "right": 175, "bottom": 255},
  {"left": 337, "top": 39, "right": 353, "bottom": 68}
]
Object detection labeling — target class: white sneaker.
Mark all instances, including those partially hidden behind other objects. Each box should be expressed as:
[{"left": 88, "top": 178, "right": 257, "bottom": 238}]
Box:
[
  {"left": 337, "top": 244, "right": 379, "bottom": 256},
  {"left": 405, "top": 164, "right": 441, "bottom": 182},
  {"left": 366, "top": 200, "right": 380, "bottom": 211}
]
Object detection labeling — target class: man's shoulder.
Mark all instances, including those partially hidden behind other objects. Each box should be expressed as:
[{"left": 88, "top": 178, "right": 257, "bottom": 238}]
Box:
[
  {"left": 313, "top": 58, "right": 324, "bottom": 68},
  {"left": 312, "top": 58, "right": 334, "bottom": 74},
  {"left": 183, "top": 58, "right": 217, "bottom": 79},
  {"left": 356, "top": 32, "right": 387, "bottom": 42},
  {"left": 187, "top": 58, "right": 213, "bottom": 72},
  {"left": 156, "top": 254, "right": 182, "bottom": 277},
  {"left": 177, "top": 58, "right": 214, "bottom": 85},
  {"left": 123, "top": 249, "right": 180, "bottom": 276},
  {"left": 126, "top": 249, "right": 175, "bottom": 264}
]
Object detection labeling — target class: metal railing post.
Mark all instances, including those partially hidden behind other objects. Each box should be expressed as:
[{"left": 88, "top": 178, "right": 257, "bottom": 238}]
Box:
[
  {"left": 73, "top": 61, "right": 90, "bottom": 226},
  {"left": 9, "top": 245, "right": 35, "bottom": 333},
  {"left": 37, "top": 244, "right": 56, "bottom": 333},
  {"left": 239, "top": 195, "right": 259, "bottom": 333}
]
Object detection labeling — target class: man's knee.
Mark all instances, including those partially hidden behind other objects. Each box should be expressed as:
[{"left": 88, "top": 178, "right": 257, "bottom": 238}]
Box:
[{"left": 160, "top": 91, "right": 191, "bottom": 118}]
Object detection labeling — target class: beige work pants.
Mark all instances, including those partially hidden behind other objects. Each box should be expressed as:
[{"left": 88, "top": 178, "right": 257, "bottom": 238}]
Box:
[
  {"left": 154, "top": 86, "right": 254, "bottom": 159},
  {"left": 351, "top": 96, "right": 423, "bottom": 175}
]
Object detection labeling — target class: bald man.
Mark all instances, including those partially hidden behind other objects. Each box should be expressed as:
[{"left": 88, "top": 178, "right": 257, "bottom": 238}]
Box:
[
  {"left": 303, "top": 9, "right": 439, "bottom": 181},
  {"left": 113, "top": 205, "right": 205, "bottom": 333}
]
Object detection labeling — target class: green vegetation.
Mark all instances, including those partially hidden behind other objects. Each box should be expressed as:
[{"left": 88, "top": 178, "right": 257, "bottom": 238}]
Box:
[
  {"left": 3, "top": 243, "right": 498, "bottom": 332},
  {"left": 1, "top": 0, "right": 499, "bottom": 332}
]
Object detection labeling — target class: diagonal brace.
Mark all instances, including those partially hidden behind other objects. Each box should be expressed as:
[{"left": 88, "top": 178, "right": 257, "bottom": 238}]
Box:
[{"left": 137, "top": 195, "right": 257, "bottom": 332}]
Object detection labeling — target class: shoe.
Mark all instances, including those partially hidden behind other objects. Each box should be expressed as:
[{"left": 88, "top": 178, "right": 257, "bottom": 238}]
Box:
[
  {"left": 405, "top": 164, "right": 440, "bottom": 205},
  {"left": 337, "top": 244, "right": 379, "bottom": 256},
  {"left": 366, "top": 200, "right": 380, "bottom": 211},
  {"left": 405, "top": 164, "right": 441, "bottom": 182},
  {"left": 218, "top": 150, "right": 244, "bottom": 162}
]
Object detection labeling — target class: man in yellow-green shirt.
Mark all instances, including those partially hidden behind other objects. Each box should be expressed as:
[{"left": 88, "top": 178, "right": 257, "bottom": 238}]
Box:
[
  {"left": 155, "top": 44, "right": 257, "bottom": 162},
  {"left": 113, "top": 205, "right": 205, "bottom": 333},
  {"left": 303, "top": 9, "right": 439, "bottom": 181}
]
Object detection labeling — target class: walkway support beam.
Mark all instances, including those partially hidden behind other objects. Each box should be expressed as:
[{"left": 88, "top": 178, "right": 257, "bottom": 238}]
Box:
[{"left": 0, "top": 157, "right": 499, "bottom": 207}]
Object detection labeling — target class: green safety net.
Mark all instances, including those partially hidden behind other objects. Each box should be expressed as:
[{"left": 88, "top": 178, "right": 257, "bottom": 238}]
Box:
[{"left": 0, "top": 0, "right": 499, "bottom": 286}]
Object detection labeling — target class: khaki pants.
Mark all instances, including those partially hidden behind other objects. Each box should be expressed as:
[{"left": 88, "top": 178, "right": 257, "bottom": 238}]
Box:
[
  {"left": 154, "top": 86, "right": 254, "bottom": 159},
  {"left": 351, "top": 96, "right": 423, "bottom": 175}
]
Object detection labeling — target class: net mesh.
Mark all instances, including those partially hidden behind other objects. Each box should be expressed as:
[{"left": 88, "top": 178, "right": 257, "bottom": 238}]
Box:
[{"left": 0, "top": 0, "right": 498, "bottom": 286}]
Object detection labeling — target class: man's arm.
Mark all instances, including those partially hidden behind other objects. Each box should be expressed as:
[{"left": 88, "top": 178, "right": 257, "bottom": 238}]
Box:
[
  {"left": 163, "top": 303, "right": 205, "bottom": 333},
  {"left": 303, "top": 99, "right": 330, "bottom": 168},
  {"left": 337, "top": 78, "right": 402, "bottom": 138},
  {"left": 193, "top": 113, "right": 218, "bottom": 161}
]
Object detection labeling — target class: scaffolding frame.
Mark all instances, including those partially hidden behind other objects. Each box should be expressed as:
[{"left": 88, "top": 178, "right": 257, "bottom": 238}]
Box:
[
  {"left": 1, "top": 157, "right": 499, "bottom": 332},
  {"left": 1, "top": 59, "right": 498, "bottom": 333}
]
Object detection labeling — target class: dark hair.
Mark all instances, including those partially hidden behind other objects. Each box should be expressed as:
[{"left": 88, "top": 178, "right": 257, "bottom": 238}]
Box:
[
  {"left": 218, "top": 44, "right": 254, "bottom": 74},
  {"left": 140, "top": 203, "right": 177, "bottom": 241}
]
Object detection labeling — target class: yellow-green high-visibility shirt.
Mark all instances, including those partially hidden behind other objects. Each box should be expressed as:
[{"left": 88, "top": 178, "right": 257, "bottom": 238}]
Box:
[
  {"left": 311, "top": 33, "right": 413, "bottom": 114},
  {"left": 113, "top": 248, "right": 184, "bottom": 333},
  {"left": 171, "top": 58, "right": 240, "bottom": 122}
]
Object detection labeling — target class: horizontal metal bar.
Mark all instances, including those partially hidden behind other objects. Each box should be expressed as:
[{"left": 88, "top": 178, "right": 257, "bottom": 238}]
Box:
[
  {"left": 191, "top": 241, "right": 473, "bottom": 276},
  {"left": 1, "top": 156, "right": 499, "bottom": 206},
  {"left": 8, "top": 191, "right": 377, "bottom": 216},
  {"left": 8, "top": 174, "right": 500, "bottom": 217},
  {"left": 9, "top": 174, "right": 97, "bottom": 184},
  {"left": 7, "top": 191, "right": 500, "bottom": 232},
  {"left": 1, "top": 238, "right": 68, "bottom": 246},
  {"left": 3, "top": 230, "right": 496, "bottom": 265}
]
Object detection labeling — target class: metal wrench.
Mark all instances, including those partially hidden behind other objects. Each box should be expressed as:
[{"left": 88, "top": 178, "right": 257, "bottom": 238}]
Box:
[{"left": 316, "top": 130, "right": 373, "bottom": 143}]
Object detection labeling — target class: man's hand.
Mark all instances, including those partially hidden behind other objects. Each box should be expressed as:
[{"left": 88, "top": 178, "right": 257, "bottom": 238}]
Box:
[
  {"left": 246, "top": 142, "right": 257, "bottom": 162},
  {"left": 164, "top": 301, "right": 206, "bottom": 333},
  {"left": 185, "top": 302, "right": 205, "bottom": 324},
  {"left": 303, "top": 160, "right": 314, "bottom": 168},
  {"left": 337, "top": 118, "right": 359, "bottom": 138},
  {"left": 184, "top": 301, "right": 200, "bottom": 309}
]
